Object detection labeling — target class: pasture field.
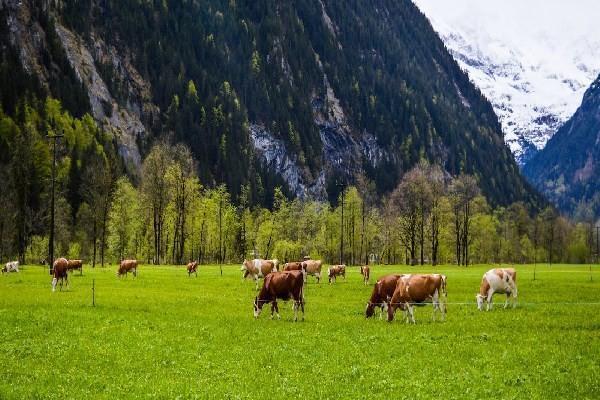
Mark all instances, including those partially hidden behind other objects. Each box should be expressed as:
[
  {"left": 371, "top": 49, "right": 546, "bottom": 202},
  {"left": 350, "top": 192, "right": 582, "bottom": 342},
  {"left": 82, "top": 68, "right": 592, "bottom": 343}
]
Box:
[{"left": 0, "top": 263, "right": 599, "bottom": 399}]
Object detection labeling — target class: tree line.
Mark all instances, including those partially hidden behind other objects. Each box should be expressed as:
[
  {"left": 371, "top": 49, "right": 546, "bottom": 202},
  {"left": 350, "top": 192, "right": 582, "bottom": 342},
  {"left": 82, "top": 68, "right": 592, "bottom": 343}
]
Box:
[{"left": 1, "top": 121, "right": 596, "bottom": 266}]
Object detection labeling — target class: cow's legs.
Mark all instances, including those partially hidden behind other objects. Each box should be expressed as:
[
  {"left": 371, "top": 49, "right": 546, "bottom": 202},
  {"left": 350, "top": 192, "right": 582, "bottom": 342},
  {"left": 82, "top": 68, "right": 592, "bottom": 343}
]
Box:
[
  {"left": 486, "top": 290, "right": 494, "bottom": 311},
  {"left": 407, "top": 303, "right": 416, "bottom": 324},
  {"left": 432, "top": 290, "right": 440, "bottom": 321},
  {"left": 293, "top": 301, "right": 298, "bottom": 322},
  {"left": 51, "top": 277, "right": 57, "bottom": 292},
  {"left": 316, "top": 273, "right": 320, "bottom": 284},
  {"left": 504, "top": 293, "right": 510, "bottom": 309},
  {"left": 270, "top": 301, "right": 278, "bottom": 319}
]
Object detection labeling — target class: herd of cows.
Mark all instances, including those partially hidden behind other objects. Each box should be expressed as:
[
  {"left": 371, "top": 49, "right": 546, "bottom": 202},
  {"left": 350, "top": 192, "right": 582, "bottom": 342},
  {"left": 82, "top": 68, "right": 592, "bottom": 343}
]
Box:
[
  {"left": 2, "top": 257, "right": 519, "bottom": 322},
  {"left": 241, "top": 257, "right": 518, "bottom": 322}
]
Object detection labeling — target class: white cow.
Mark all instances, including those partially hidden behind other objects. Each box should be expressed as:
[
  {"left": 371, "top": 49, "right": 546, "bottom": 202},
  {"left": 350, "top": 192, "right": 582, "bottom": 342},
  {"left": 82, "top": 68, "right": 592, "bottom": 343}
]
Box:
[
  {"left": 476, "top": 268, "right": 518, "bottom": 311},
  {"left": 241, "top": 259, "right": 277, "bottom": 290},
  {"left": 2, "top": 261, "right": 19, "bottom": 274}
]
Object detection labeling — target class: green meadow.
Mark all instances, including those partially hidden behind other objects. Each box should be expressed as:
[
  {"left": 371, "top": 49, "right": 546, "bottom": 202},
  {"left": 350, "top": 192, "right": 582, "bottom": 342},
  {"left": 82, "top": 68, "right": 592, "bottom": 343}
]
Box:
[{"left": 0, "top": 264, "right": 598, "bottom": 399}]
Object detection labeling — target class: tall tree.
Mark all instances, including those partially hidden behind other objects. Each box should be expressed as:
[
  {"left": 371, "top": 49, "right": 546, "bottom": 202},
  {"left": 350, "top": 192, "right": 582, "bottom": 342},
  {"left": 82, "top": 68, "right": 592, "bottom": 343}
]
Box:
[{"left": 141, "top": 143, "right": 172, "bottom": 265}]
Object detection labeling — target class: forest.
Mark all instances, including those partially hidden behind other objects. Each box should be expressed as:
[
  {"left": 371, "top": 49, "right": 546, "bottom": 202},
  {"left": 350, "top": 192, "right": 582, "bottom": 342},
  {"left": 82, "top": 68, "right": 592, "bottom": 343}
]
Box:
[{"left": 0, "top": 97, "right": 595, "bottom": 267}]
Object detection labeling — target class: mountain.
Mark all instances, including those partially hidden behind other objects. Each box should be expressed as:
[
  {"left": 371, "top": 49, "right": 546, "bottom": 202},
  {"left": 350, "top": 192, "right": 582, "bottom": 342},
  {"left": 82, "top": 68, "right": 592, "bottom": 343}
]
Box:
[
  {"left": 523, "top": 74, "right": 600, "bottom": 215},
  {"left": 413, "top": 0, "right": 600, "bottom": 165},
  {"left": 0, "top": 0, "right": 542, "bottom": 207}
]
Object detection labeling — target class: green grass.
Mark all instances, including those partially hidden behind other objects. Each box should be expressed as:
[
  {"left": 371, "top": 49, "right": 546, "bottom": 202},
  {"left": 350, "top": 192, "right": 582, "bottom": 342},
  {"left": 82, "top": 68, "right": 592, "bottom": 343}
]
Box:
[{"left": 0, "top": 263, "right": 599, "bottom": 399}]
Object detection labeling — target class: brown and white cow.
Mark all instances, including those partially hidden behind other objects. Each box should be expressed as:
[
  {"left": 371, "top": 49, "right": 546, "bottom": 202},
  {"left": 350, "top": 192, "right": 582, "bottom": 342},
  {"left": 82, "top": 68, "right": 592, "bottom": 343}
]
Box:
[
  {"left": 117, "top": 259, "right": 138, "bottom": 278},
  {"left": 365, "top": 274, "right": 405, "bottom": 318},
  {"left": 327, "top": 264, "right": 346, "bottom": 283},
  {"left": 476, "top": 268, "right": 517, "bottom": 311},
  {"left": 253, "top": 270, "right": 305, "bottom": 321},
  {"left": 269, "top": 259, "right": 280, "bottom": 272},
  {"left": 283, "top": 261, "right": 303, "bottom": 271},
  {"left": 67, "top": 259, "right": 83, "bottom": 275},
  {"left": 301, "top": 259, "right": 323, "bottom": 283},
  {"left": 387, "top": 274, "right": 447, "bottom": 323},
  {"left": 241, "top": 259, "right": 277, "bottom": 290},
  {"left": 360, "top": 266, "right": 370, "bottom": 285},
  {"left": 52, "top": 258, "right": 69, "bottom": 292},
  {"left": 2, "top": 261, "right": 19, "bottom": 274},
  {"left": 187, "top": 261, "right": 199, "bottom": 277}
]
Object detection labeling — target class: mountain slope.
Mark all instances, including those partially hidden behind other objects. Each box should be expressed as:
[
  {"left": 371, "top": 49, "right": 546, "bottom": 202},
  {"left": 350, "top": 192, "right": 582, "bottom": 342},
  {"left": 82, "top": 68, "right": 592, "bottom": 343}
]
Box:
[
  {"left": 413, "top": 0, "right": 600, "bottom": 165},
  {"left": 0, "top": 0, "right": 543, "bottom": 207},
  {"left": 524, "top": 74, "right": 600, "bottom": 214}
]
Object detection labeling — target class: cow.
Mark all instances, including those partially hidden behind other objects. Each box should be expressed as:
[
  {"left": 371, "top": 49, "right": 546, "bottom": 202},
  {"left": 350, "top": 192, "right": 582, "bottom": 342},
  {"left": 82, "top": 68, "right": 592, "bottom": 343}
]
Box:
[
  {"left": 387, "top": 274, "right": 447, "bottom": 323},
  {"left": 187, "top": 261, "right": 199, "bottom": 277},
  {"left": 253, "top": 270, "right": 305, "bottom": 321},
  {"left": 270, "top": 259, "right": 280, "bottom": 272},
  {"left": 476, "top": 268, "right": 518, "bottom": 311},
  {"left": 327, "top": 264, "right": 346, "bottom": 283},
  {"left": 51, "top": 258, "right": 69, "bottom": 292},
  {"left": 283, "top": 261, "right": 303, "bottom": 271},
  {"left": 117, "top": 259, "right": 138, "bottom": 278},
  {"left": 2, "top": 261, "right": 19, "bottom": 274},
  {"left": 67, "top": 259, "right": 83, "bottom": 275},
  {"left": 365, "top": 274, "right": 405, "bottom": 318},
  {"left": 241, "top": 259, "right": 277, "bottom": 290},
  {"left": 360, "top": 266, "right": 370, "bottom": 285},
  {"left": 301, "top": 259, "right": 322, "bottom": 283}
]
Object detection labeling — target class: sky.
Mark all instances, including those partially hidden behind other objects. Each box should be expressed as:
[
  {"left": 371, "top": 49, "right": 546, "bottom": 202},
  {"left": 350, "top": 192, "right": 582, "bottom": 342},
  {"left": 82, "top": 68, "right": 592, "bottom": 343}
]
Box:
[{"left": 412, "top": 0, "right": 600, "bottom": 68}]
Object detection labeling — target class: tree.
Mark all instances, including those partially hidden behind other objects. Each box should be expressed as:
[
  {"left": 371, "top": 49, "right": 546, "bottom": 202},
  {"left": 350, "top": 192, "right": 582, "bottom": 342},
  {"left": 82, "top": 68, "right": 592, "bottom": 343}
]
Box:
[
  {"left": 449, "top": 174, "right": 480, "bottom": 266},
  {"left": 141, "top": 143, "right": 172, "bottom": 264},
  {"left": 167, "top": 144, "right": 196, "bottom": 264},
  {"left": 80, "top": 150, "right": 113, "bottom": 267},
  {"left": 392, "top": 163, "right": 432, "bottom": 265},
  {"left": 108, "top": 177, "right": 138, "bottom": 262}
]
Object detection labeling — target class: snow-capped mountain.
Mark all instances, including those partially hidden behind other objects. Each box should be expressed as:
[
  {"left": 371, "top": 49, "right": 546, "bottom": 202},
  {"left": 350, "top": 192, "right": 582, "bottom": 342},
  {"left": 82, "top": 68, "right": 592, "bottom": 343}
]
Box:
[{"left": 413, "top": 0, "right": 600, "bottom": 165}]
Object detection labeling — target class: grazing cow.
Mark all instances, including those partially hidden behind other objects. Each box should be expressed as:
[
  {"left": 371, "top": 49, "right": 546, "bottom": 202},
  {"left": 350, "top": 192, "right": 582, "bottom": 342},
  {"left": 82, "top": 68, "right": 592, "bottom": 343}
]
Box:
[
  {"left": 283, "top": 261, "right": 303, "bottom": 271},
  {"left": 387, "top": 274, "right": 447, "bottom": 323},
  {"left": 187, "top": 261, "right": 199, "bottom": 277},
  {"left": 365, "top": 274, "right": 405, "bottom": 318},
  {"left": 360, "top": 266, "right": 370, "bottom": 285},
  {"left": 67, "top": 259, "right": 83, "bottom": 275},
  {"left": 253, "top": 270, "right": 305, "bottom": 321},
  {"left": 301, "top": 259, "right": 323, "bottom": 283},
  {"left": 51, "top": 258, "right": 69, "bottom": 292},
  {"left": 241, "top": 259, "right": 277, "bottom": 290},
  {"left": 2, "top": 261, "right": 19, "bottom": 274},
  {"left": 117, "top": 259, "right": 138, "bottom": 278},
  {"left": 327, "top": 264, "right": 346, "bottom": 283},
  {"left": 476, "top": 268, "right": 518, "bottom": 311},
  {"left": 269, "top": 259, "right": 280, "bottom": 272}
]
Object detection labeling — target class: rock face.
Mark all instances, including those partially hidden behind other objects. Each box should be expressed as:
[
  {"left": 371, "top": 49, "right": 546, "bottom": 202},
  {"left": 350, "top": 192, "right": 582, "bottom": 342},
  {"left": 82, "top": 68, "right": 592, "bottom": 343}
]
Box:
[
  {"left": 414, "top": 0, "right": 600, "bottom": 166},
  {"left": 524, "top": 75, "right": 600, "bottom": 214},
  {"left": 1, "top": 0, "right": 154, "bottom": 169},
  {"left": 54, "top": 24, "right": 147, "bottom": 168}
]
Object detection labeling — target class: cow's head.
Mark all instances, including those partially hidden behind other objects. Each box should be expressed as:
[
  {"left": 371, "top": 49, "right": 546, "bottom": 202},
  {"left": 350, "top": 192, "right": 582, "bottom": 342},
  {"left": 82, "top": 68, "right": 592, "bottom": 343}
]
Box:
[
  {"left": 253, "top": 296, "right": 264, "bottom": 318},
  {"left": 241, "top": 259, "right": 249, "bottom": 271},
  {"left": 476, "top": 294, "right": 485, "bottom": 310},
  {"left": 365, "top": 302, "right": 375, "bottom": 318}
]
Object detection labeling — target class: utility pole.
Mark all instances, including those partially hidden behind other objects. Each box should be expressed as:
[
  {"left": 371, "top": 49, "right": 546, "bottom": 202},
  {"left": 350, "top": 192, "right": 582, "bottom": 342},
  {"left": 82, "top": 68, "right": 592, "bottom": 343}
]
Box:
[
  {"left": 47, "top": 133, "right": 63, "bottom": 275},
  {"left": 336, "top": 181, "right": 345, "bottom": 265}
]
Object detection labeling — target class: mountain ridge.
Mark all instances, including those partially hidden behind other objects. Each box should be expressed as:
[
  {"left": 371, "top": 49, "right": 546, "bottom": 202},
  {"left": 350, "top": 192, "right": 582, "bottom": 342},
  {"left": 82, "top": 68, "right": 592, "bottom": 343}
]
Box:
[
  {"left": 524, "top": 74, "right": 600, "bottom": 215},
  {"left": 0, "top": 0, "right": 543, "bottom": 207}
]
